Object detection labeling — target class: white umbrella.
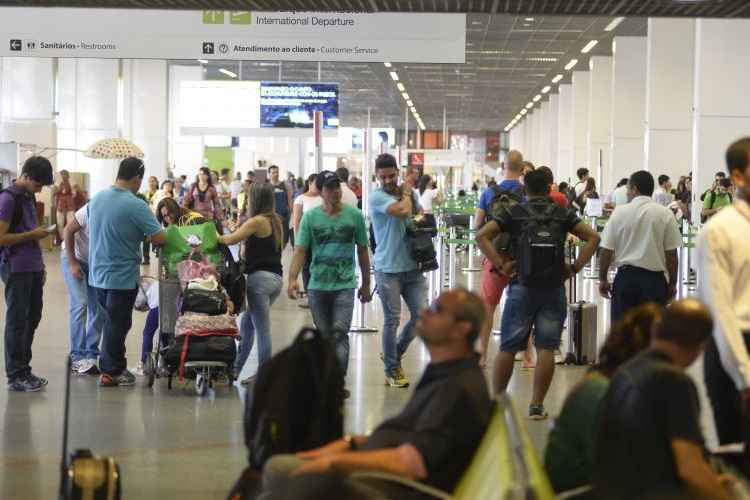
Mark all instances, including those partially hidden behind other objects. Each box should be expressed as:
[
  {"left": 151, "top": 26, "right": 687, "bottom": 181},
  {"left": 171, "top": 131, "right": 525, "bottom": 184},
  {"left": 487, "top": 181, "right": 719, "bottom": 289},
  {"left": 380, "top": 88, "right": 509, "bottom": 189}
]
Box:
[{"left": 84, "top": 138, "right": 144, "bottom": 160}]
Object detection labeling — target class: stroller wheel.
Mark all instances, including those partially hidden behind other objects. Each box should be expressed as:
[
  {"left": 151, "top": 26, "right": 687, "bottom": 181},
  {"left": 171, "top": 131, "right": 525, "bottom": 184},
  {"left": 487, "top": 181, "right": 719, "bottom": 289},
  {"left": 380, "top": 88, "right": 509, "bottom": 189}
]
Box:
[{"left": 145, "top": 354, "right": 156, "bottom": 388}]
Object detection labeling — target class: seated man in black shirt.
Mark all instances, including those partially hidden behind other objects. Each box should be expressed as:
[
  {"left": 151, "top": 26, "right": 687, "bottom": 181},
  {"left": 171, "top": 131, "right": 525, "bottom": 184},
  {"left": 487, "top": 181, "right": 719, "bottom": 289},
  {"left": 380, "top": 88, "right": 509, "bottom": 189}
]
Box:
[
  {"left": 594, "top": 299, "right": 733, "bottom": 500},
  {"left": 261, "top": 288, "right": 492, "bottom": 496}
]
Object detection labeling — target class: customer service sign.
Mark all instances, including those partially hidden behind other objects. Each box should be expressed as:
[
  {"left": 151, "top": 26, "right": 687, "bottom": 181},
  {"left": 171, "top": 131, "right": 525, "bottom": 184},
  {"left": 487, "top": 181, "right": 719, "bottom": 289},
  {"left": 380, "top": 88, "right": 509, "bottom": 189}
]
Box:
[{"left": 0, "top": 8, "right": 465, "bottom": 63}]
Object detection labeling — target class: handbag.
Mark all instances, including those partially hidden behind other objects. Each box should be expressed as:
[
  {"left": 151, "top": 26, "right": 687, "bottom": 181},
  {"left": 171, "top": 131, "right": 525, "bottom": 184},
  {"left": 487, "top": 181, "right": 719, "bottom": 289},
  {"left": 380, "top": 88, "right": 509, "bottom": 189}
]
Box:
[
  {"left": 221, "top": 244, "right": 246, "bottom": 313},
  {"left": 162, "top": 222, "right": 221, "bottom": 277}
]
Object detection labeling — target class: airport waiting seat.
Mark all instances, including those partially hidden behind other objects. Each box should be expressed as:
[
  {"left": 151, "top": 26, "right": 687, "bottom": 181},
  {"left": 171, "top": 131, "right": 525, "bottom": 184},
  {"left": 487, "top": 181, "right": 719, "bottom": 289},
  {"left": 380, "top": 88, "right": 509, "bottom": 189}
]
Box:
[{"left": 352, "top": 393, "right": 555, "bottom": 500}]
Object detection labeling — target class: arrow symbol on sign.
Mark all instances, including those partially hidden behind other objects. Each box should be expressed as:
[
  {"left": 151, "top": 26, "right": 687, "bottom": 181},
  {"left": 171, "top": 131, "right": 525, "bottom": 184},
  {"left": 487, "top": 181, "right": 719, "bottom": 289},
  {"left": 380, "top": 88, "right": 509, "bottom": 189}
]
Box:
[{"left": 9, "top": 39, "right": 21, "bottom": 51}]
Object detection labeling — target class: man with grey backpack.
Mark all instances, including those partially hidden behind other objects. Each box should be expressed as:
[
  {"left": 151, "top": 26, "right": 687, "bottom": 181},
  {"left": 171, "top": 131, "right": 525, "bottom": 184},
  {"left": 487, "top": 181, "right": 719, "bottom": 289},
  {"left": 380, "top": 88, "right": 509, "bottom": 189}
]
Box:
[{"left": 476, "top": 170, "right": 600, "bottom": 419}]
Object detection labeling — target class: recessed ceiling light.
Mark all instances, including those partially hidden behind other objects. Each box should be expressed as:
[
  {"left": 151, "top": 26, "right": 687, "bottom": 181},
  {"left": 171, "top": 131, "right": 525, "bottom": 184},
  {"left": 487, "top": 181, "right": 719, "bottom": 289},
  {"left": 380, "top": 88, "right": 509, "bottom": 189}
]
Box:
[
  {"left": 533, "top": 94, "right": 542, "bottom": 102},
  {"left": 515, "top": 114, "right": 522, "bottom": 120},
  {"left": 525, "top": 102, "right": 534, "bottom": 109},
  {"left": 520, "top": 109, "right": 527, "bottom": 115},
  {"left": 581, "top": 40, "right": 598, "bottom": 54},
  {"left": 402, "top": 92, "right": 410, "bottom": 100},
  {"left": 219, "top": 68, "right": 237, "bottom": 78},
  {"left": 552, "top": 74, "right": 564, "bottom": 83},
  {"left": 504, "top": 126, "right": 511, "bottom": 132},
  {"left": 472, "top": 21, "right": 482, "bottom": 25},
  {"left": 390, "top": 71, "right": 399, "bottom": 81},
  {"left": 396, "top": 83, "right": 405, "bottom": 91},
  {"left": 564, "top": 59, "right": 578, "bottom": 70},
  {"left": 384, "top": 62, "right": 392, "bottom": 68},
  {"left": 197, "top": 59, "right": 208, "bottom": 64},
  {"left": 541, "top": 86, "right": 551, "bottom": 94},
  {"left": 525, "top": 17, "right": 535, "bottom": 21},
  {"left": 406, "top": 100, "right": 414, "bottom": 107},
  {"left": 604, "top": 17, "right": 625, "bottom": 32}
]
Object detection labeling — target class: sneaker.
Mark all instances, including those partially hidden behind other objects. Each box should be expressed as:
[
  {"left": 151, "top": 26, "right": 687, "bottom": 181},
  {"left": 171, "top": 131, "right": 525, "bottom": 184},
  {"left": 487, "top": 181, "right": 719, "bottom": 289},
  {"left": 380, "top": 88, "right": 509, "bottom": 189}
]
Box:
[
  {"left": 80, "top": 360, "right": 100, "bottom": 376},
  {"left": 298, "top": 296, "right": 309, "bottom": 309},
  {"left": 28, "top": 373, "right": 48, "bottom": 387},
  {"left": 342, "top": 388, "right": 351, "bottom": 399},
  {"left": 554, "top": 351, "right": 564, "bottom": 365},
  {"left": 528, "top": 404, "right": 549, "bottom": 421},
  {"left": 71, "top": 360, "right": 85, "bottom": 373},
  {"left": 385, "top": 369, "right": 409, "bottom": 388},
  {"left": 132, "top": 362, "right": 145, "bottom": 376},
  {"left": 514, "top": 352, "right": 524, "bottom": 362},
  {"left": 99, "top": 370, "right": 136, "bottom": 387},
  {"left": 8, "top": 375, "right": 43, "bottom": 392}
]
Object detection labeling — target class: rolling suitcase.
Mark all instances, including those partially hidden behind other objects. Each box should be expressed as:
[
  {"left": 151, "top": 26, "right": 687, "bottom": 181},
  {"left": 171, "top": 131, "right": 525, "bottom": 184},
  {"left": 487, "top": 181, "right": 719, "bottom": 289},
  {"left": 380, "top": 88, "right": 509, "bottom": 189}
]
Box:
[
  {"left": 565, "top": 243, "right": 599, "bottom": 365},
  {"left": 59, "top": 356, "right": 122, "bottom": 500}
]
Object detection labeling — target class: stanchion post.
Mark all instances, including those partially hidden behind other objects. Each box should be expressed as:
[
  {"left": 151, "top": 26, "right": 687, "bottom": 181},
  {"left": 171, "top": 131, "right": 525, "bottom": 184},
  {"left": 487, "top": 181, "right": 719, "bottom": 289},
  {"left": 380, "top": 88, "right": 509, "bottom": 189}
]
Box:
[
  {"left": 350, "top": 111, "right": 378, "bottom": 333},
  {"left": 461, "top": 215, "right": 480, "bottom": 272},
  {"left": 448, "top": 226, "right": 457, "bottom": 289}
]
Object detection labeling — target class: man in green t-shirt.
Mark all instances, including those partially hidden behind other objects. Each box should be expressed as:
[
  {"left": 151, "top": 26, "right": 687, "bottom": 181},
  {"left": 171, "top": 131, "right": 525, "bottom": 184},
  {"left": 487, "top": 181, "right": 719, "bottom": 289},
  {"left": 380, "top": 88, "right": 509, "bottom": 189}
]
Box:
[
  {"left": 289, "top": 171, "right": 371, "bottom": 381},
  {"left": 701, "top": 178, "right": 733, "bottom": 222}
]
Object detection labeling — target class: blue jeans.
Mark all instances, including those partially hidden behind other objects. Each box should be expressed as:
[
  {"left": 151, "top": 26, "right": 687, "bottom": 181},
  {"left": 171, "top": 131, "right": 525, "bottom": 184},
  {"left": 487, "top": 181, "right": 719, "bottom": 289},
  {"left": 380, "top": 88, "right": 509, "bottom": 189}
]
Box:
[
  {"left": 0, "top": 263, "right": 43, "bottom": 381},
  {"left": 60, "top": 254, "right": 103, "bottom": 362},
  {"left": 499, "top": 283, "right": 567, "bottom": 353},
  {"left": 140, "top": 307, "right": 160, "bottom": 363},
  {"left": 235, "top": 271, "right": 282, "bottom": 374},
  {"left": 94, "top": 287, "right": 138, "bottom": 376},
  {"left": 375, "top": 269, "right": 427, "bottom": 375},
  {"left": 307, "top": 288, "right": 355, "bottom": 375}
]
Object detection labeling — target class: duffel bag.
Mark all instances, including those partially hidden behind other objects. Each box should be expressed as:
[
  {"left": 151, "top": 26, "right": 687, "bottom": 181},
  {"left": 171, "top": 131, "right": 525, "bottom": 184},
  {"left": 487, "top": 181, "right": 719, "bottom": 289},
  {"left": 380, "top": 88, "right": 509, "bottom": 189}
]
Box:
[
  {"left": 181, "top": 288, "right": 227, "bottom": 316},
  {"left": 164, "top": 334, "right": 237, "bottom": 376}
]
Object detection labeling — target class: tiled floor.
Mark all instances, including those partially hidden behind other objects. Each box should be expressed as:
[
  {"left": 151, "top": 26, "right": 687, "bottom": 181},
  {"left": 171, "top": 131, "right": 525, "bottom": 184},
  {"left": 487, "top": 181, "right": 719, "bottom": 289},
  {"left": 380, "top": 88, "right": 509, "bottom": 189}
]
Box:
[{"left": 0, "top": 247, "right": 716, "bottom": 499}]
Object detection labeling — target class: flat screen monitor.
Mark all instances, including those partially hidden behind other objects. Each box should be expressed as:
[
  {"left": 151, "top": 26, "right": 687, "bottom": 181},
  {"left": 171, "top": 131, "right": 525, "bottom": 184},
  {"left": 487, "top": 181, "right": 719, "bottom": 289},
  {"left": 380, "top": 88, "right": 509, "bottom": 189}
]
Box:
[{"left": 260, "top": 82, "right": 339, "bottom": 129}]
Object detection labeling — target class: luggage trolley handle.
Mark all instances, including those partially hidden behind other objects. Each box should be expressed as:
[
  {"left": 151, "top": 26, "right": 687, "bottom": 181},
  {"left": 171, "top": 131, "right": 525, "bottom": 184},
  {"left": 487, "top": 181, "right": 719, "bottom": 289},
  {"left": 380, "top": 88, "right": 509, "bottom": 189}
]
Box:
[{"left": 568, "top": 240, "right": 577, "bottom": 304}]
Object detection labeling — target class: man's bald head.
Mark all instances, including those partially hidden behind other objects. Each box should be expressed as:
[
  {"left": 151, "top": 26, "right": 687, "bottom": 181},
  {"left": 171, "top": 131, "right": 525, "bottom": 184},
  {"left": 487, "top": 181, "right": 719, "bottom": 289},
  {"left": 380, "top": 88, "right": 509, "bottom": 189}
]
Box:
[
  {"left": 443, "top": 288, "right": 486, "bottom": 346},
  {"left": 506, "top": 150, "right": 524, "bottom": 175},
  {"left": 655, "top": 299, "right": 713, "bottom": 348}
]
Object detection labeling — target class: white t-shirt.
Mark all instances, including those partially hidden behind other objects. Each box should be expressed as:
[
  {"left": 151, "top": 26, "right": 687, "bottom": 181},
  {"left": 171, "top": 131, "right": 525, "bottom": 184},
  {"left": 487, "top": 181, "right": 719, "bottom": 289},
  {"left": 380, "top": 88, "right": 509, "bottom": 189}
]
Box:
[
  {"left": 230, "top": 180, "right": 243, "bottom": 200},
  {"left": 294, "top": 193, "right": 323, "bottom": 213},
  {"left": 61, "top": 204, "right": 90, "bottom": 263},
  {"left": 340, "top": 184, "right": 358, "bottom": 207},
  {"left": 600, "top": 196, "right": 683, "bottom": 274},
  {"left": 419, "top": 188, "right": 440, "bottom": 214},
  {"left": 574, "top": 181, "right": 587, "bottom": 197},
  {"left": 611, "top": 185, "right": 629, "bottom": 207}
]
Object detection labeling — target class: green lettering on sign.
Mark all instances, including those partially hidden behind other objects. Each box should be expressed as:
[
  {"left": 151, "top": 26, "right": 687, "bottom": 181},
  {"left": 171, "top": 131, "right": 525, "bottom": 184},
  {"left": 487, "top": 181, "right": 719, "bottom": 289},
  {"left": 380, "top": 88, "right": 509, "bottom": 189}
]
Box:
[
  {"left": 230, "top": 11, "right": 252, "bottom": 25},
  {"left": 203, "top": 11, "right": 225, "bottom": 24}
]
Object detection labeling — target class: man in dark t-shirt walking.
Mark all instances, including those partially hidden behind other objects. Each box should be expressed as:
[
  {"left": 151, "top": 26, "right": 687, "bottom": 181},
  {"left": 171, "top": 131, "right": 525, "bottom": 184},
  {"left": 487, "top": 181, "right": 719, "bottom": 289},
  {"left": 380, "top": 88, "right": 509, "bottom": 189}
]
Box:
[{"left": 594, "top": 299, "right": 733, "bottom": 500}]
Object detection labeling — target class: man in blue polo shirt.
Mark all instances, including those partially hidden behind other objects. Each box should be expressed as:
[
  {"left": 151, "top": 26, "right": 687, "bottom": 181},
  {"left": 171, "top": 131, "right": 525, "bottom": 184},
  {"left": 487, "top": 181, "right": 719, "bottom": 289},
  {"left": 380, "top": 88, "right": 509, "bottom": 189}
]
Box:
[
  {"left": 0, "top": 157, "right": 55, "bottom": 392},
  {"left": 370, "top": 153, "right": 426, "bottom": 388},
  {"left": 88, "top": 157, "right": 165, "bottom": 387}
]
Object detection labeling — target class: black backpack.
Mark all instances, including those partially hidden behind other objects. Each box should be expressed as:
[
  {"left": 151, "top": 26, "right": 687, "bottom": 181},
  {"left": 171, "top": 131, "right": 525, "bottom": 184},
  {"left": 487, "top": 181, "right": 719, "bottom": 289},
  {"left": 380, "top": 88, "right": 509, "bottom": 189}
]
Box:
[
  {"left": 0, "top": 189, "right": 28, "bottom": 263},
  {"left": 488, "top": 184, "right": 524, "bottom": 252},
  {"left": 514, "top": 203, "right": 568, "bottom": 288},
  {"left": 244, "top": 327, "right": 344, "bottom": 471}
]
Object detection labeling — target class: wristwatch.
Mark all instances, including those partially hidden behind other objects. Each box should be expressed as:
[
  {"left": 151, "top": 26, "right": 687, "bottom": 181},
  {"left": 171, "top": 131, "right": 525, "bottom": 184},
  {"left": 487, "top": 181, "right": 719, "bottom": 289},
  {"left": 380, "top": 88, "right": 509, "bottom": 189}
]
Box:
[{"left": 343, "top": 434, "right": 357, "bottom": 451}]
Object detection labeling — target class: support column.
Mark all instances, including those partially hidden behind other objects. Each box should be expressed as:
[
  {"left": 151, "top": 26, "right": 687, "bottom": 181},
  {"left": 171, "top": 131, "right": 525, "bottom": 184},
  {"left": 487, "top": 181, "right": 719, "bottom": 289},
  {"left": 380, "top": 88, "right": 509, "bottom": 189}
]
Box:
[
  {"left": 539, "top": 100, "right": 551, "bottom": 167},
  {"left": 557, "top": 84, "right": 573, "bottom": 183},
  {"left": 548, "top": 94, "right": 559, "bottom": 175},
  {"left": 611, "top": 36, "right": 647, "bottom": 185},
  {"left": 588, "top": 56, "right": 613, "bottom": 192},
  {"left": 571, "top": 71, "right": 590, "bottom": 177},
  {"left": 691, "top": 19, "right": 750, "bottom": 224},
  {"left": 645, "top": 18, "right": 695, "bottom": 183}
]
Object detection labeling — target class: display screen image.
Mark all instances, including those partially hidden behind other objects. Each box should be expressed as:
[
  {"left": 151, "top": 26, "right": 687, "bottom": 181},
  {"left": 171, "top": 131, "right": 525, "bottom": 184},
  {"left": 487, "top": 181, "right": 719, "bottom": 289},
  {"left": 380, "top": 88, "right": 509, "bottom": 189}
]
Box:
[
  {"left": 408, "top": 152, "right": 424, "bottom": 167},
  {"left": 260, "top": 82, "right": 339, "bottom": 129}
]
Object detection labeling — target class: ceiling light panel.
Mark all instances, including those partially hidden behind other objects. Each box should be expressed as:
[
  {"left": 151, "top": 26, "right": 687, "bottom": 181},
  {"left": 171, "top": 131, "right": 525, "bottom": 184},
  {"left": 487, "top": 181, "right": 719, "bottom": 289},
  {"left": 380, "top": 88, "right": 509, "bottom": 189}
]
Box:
[
  {"left": 581, "top": 40, "right": 598, "bottom": 54},
  {"left": 552, "top": 74, "right": 563, "bottom": 83},
  {"left": 604, "top": 17, "right": 625, "bottom": 32},
  {"left": 396, "top": 83, "right": 405, "bottom": 91},
  {"left": 389, "top": 71, "right": 399, "bottom": 81},
  {"left": 541, "top": 86, "right": 551, "bottom": 94},
  {"left": 564, "top": 59, "right": 578, "bottom": 70}
]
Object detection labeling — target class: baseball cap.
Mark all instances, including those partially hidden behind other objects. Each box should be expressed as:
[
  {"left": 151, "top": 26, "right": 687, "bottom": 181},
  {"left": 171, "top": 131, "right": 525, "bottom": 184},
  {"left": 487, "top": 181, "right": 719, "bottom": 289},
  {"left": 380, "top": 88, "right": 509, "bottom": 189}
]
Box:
[{"left": 315, "top": 170, "right": 341, "bottom": 191}]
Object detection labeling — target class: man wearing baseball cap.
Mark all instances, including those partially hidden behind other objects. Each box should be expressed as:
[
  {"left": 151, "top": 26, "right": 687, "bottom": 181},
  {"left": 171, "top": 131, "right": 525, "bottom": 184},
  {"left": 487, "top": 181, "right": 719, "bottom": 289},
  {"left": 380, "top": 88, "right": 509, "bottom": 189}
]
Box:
[
  {"left": 0, "top": 156, "right": 55, "bottom": 391},
  {"left": 288, "top": 170, "right": 371, "bottom": 394}
]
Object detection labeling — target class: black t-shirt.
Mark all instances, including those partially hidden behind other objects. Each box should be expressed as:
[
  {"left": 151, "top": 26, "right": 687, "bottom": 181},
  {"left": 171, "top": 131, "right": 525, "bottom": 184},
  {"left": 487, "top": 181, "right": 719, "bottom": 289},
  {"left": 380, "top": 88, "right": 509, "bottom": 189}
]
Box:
[
  {"left": 271, "top": 181, "right": 290, "bottom": 217},
  {"left": 593, "top": 350, "right": 705, "bottom": 500},
  {"left": 361, "top": 356, "right": 492, "bottom": 492}
]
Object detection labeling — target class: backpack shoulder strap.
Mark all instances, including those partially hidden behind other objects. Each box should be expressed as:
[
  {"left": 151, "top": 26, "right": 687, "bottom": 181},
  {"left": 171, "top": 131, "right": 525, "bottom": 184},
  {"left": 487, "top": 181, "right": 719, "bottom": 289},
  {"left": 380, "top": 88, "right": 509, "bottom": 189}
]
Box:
[{"left": 0, "top": 189, "right": 24, "bottom": 233}]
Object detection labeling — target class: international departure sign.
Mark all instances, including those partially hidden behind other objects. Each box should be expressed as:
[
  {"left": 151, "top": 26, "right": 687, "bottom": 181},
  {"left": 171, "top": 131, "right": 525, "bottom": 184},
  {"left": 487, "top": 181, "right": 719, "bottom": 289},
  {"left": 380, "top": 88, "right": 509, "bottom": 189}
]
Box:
[{"left": 0, "top": 8, "right": 466, "bottom": 63}]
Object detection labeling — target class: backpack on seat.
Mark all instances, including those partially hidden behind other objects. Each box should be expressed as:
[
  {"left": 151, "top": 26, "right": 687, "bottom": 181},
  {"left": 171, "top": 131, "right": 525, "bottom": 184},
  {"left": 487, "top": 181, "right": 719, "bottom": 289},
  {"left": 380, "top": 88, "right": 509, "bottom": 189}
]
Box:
[
  {"left": 514, "top": 203, "right": 568, "bottom": 288},
  {"left": 488, "top": 184, "right": 524, "bottom": 253},
  {"left": 244, "top": 327, "right": 345, "bottom": 471}
]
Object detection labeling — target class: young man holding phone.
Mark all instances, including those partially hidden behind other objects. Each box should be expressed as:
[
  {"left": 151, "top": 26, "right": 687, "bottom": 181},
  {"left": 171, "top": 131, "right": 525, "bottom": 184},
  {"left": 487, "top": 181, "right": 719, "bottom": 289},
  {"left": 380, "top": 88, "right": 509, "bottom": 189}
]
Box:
[{"left": 0, "top": 156, "right": 55, "bottom": 392}]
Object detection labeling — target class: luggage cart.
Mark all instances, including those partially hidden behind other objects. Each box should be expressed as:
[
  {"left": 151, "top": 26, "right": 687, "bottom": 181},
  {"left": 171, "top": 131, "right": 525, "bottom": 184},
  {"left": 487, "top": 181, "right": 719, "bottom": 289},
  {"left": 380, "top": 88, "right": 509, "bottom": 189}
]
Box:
[{"left": 145, "top": 253, "right": 235, "bottom": 396}]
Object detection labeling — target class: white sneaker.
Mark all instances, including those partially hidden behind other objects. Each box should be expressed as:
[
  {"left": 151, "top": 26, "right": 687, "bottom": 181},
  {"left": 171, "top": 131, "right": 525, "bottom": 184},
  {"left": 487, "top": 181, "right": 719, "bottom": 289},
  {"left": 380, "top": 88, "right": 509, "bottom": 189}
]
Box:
[
  {"left": 385, "top": 367, "right": 409, "bottom": 388},
  {"left": 132, "top": 361, "right": 145, "bottom": 376},
  {"left": 71, "top": 360, "right": 84, "bottom": 374},
  {"left": 554, "top": 350, "right": 564, "bottom": 365},
  {"left": 298, "top": 297, "right": 310, "bottom": 309}
]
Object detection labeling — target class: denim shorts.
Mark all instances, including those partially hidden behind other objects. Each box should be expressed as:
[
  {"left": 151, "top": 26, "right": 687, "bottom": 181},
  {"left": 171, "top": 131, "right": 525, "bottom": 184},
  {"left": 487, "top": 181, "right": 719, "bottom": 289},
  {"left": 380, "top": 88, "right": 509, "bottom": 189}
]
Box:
[{"left": 499, "top": 283, "right": 567, "bottom": 353}]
